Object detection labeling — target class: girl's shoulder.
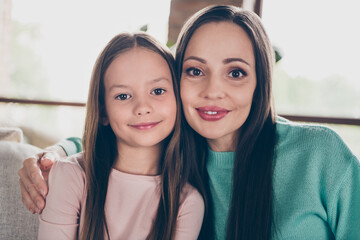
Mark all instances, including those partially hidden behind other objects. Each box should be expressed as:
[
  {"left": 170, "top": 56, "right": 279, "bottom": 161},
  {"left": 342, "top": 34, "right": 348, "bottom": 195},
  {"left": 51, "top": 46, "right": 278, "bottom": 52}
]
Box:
[
  {"left": 177, "top": 183, "right": 205, "bottom": 234},
  {"left": 56, "top": 152, "right": 85, "bottom": 170},
  {"left": 179, "top": 183, "right": 204, "bottom": 209},
  {"left": 50, "top": 152, "right": 86, "bottom": 187},
  {"left": 41, "top": 152, "right": 86, "bottom": 227}
]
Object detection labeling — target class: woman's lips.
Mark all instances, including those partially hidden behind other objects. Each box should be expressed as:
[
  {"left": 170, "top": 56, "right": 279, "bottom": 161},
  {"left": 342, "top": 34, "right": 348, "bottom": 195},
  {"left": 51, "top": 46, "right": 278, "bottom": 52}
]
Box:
[
  {"left": 196, "top": 106, "right": 230, "bottom": 121},
  {"left": 129, "top": 121, "right": 161, "bottom": 130}
]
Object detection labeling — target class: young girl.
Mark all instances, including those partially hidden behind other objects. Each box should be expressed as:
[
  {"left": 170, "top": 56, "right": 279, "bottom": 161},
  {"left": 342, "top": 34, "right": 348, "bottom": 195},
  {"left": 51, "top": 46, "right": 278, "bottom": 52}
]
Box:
[{"left": 37, "top": 33, "right": 204, "bottom": 240}]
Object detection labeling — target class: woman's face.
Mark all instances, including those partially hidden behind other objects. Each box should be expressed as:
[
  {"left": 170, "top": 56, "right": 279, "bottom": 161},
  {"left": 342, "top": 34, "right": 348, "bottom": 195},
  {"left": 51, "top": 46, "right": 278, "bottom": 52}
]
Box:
[{"left": 180, "top": 21, "right": 256, "bottom": 151}]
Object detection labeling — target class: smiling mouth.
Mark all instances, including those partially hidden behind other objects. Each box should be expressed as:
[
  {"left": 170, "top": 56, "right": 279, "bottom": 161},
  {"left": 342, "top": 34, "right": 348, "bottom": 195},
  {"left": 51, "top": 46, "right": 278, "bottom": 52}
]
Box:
[
  {"left": 196, "top": 106, "right": 230, "bottom": 121},
  {"left": 203, "top": 111, "right": 218, "bottom": 115},
  {"left": 129, "top": 121, "right": 162, "bottom": 130}
]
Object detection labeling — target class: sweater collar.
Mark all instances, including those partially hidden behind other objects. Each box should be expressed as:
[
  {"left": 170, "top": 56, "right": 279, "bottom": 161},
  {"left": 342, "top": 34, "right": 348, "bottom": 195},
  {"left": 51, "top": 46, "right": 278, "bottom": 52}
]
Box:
[{"left": 207, "top": 148, "right": 235, "bottom": 169}]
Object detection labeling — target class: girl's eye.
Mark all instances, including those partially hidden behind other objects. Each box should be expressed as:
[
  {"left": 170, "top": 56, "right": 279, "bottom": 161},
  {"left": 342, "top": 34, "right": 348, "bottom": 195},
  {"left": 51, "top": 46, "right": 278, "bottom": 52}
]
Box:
[
  {"left": 151, "top": 88, "right": 166, "bottom": 95},
  {"left": 115, "top": 93, "right": 131, "bottom": 100},
  {"left": 228, "top": 69, "right": 246, "bottom": 78},
  {"left": 186, "top": 68, "right": 203, "bottom": 77}
]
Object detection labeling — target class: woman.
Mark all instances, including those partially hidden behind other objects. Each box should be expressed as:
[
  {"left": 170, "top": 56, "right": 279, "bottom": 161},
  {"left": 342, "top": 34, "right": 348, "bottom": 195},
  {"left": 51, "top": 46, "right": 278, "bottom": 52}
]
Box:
[
  {"left": 175, "top": 5, "right": 360, "bottom": 239},
  {"left": 19, "top": 5, "right": 360, "bottom": 240}
]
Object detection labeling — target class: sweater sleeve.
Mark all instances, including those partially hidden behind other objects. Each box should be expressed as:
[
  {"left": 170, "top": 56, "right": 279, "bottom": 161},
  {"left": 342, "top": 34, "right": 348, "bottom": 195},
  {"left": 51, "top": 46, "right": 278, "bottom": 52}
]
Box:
[
  {"left": 38, "top": 157, "right": 85, "bottom": 240},
  {"left": 174, "top": 184, "right": 205, "bottom": 240},
  {"left": 328, "top": 155, "right": 360, "bottom": 239},
  {"left": 57, "top": 137, "right": 83, "bottom": 156}
]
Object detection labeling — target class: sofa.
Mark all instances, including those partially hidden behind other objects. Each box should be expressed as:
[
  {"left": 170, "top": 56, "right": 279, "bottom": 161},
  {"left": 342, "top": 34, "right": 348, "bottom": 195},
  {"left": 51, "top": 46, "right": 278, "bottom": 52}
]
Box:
[{"left": 0, "top": 127, "right": 41, "bottom": 239}]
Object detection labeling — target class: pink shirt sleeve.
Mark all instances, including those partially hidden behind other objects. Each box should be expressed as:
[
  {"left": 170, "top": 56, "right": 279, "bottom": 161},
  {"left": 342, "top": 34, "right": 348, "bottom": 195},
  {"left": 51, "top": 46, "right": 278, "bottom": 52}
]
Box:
[
  {"left": 174, "top": 184, "right": 205, "bottom": 240},
  {"left": 38, "top": 157, "right": 85, "bottom": 240}
]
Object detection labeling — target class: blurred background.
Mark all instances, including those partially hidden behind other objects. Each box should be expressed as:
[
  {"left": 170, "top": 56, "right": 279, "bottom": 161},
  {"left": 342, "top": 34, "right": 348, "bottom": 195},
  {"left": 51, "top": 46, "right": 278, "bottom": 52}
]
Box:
[{"left": 0, "top": 0, "right": 359, "bottom": 156}]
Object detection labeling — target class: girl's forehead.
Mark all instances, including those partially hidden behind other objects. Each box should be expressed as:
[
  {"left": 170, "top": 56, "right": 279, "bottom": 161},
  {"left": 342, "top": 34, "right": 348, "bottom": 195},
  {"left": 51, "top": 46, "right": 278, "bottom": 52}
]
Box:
[
  {"left": 121, "top": 47, "right": 159, "bottom": 58},
  {"left": 111, "top": 48, "right": 166, "bottom": 67},
  {"left": 104, "top": 47, "right": 173, "bottom": 86}
]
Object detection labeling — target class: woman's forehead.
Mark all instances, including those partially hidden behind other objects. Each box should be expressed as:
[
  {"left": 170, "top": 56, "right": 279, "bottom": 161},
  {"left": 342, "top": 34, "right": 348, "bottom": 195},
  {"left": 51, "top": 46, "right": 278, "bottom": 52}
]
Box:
[{"left": 184, "top": 22, "right": 255, "bottom": 65}]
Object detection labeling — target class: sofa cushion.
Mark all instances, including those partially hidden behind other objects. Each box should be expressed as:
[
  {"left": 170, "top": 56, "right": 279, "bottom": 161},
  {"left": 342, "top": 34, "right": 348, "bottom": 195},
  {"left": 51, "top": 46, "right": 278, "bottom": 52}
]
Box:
[
  {"left": 0, "top": 127, "right": 23, "bottom": 143},
  {"left": 0, "top": 140, "right": 41, "bottom": 239}
]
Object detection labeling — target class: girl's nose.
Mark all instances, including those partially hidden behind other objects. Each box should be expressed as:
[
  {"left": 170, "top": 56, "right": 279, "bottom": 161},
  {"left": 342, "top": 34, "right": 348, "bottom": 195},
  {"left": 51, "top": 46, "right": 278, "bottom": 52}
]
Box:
[
  {"left": 137, "top": 109, "right": 151, "bottom": 116},
  {"left": 134, "top": 98, "right": 152, "bottom": 116}
]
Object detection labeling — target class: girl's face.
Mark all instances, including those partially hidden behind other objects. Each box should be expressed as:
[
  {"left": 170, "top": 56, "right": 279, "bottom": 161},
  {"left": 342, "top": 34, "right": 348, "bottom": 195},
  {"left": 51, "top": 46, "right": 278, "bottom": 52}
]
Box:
[
  {"left": 103, "top": 47, "right": 177, "bottom": 149},
  {"left": 180, "top": 21, "right": 256, "bottom": 151}
]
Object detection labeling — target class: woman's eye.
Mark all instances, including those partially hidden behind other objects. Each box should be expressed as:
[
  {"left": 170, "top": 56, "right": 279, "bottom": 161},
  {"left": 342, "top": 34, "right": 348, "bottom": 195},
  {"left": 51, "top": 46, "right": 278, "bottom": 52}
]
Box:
[
  {"left": 186, "top": 68, "right": 203, "bottom": 76},
  {"left": 228, "top": 69, "right": 246, "bottom": 78},
  {"left": 151, "top": 88, "right": 166, "bottom": 95},
  {"left": 115, "top": 93, "right": 131, "bottom": 100}
]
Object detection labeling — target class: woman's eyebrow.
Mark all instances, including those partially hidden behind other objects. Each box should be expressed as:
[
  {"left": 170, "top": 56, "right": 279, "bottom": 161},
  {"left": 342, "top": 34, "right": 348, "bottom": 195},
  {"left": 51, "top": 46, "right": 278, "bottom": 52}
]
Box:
[
  {"left": 183, "top": 56, "right": 250, "bottom": 67},
  {"left": 183, "top": 56, "right": 206, "bottom": 64},
  {"left": 223, "top": 58, "right": 250, "bottom": 66}
]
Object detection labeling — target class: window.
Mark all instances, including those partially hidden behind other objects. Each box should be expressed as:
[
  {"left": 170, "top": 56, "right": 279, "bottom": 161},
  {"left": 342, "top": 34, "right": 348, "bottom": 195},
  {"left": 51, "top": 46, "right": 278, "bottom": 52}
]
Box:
[
  {"left": 1, "top": 0, "right": 359, "bottom": 156},
  {"left": 0, "top": 0, "right": 171, "bottom": 146},
  {"left": 262, "top": 0, "right": 360, "bottom": 156}
]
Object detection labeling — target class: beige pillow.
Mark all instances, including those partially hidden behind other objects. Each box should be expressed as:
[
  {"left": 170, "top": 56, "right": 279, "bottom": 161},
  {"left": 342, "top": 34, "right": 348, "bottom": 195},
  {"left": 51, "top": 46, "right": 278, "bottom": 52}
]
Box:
[
  {"left": 0, "top": 127, "right": 23, "bottom": 143},
  {"left": 0, "top": 139, "right": 41, "bottom": 239}
]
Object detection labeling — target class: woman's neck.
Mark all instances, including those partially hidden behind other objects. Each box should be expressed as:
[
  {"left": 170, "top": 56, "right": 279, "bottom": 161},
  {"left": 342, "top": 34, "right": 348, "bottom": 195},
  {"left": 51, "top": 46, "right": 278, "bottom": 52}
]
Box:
[
  {"left": 207, "top": 129, "right": 241, "bottom": 152},
  {"left": 113, "top": 142, "right": 162, "bottom": 176},
  {"left": 207, "top": 135, "right": 238, "bottom": 152}
]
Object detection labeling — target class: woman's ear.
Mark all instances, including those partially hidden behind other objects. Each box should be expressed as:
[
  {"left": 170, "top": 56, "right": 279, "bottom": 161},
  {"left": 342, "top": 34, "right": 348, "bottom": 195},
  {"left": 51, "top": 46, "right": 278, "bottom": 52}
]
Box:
[
  {"left": 100, "top": 106, "right": 109, "bottom": 126},
  {"left": 101, "top": 117, "right": 109, "bottom": 126}
]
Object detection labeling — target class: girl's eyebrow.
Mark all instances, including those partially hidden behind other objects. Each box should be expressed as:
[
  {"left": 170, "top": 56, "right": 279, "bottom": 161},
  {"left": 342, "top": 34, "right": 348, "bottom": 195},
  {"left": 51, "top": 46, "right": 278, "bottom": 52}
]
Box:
[
  {"left": 109, "top": 78, "right": 171, "bottom": 91},
  {"left": 109, "top": 84, "right": 127, "bottom": 91},
  {"left": 151, "top": 77, "right": 171, "bottom": 84}
]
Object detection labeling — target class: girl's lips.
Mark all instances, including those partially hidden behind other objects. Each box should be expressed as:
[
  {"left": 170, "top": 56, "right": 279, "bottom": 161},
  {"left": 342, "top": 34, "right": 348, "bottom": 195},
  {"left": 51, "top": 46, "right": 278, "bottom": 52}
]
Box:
[
  {"left": 129, "top": 121, "right": 161, "bottom": 130},
  {"left": 196, "top": 106, "right": 230, "bottom": 121}
]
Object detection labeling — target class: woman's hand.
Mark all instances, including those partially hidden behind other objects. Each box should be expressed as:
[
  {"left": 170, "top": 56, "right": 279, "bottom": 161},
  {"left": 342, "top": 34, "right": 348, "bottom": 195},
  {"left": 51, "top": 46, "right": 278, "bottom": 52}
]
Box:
[{"left": 18, "top": 145, "right": 66, "bottom": 214}]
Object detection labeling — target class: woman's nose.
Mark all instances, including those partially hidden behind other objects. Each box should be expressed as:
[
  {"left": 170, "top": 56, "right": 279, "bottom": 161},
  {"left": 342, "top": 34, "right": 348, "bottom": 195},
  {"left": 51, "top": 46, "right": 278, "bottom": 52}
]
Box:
[{"left": 199, "top": 76, "right": 226, "bottom": 99}]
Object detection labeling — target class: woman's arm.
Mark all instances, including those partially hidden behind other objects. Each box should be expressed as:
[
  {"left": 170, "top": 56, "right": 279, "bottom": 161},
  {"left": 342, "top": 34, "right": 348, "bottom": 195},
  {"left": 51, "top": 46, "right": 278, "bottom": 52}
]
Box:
[{"left": 328, "top": 155, "right": 360, "bottom": 239}]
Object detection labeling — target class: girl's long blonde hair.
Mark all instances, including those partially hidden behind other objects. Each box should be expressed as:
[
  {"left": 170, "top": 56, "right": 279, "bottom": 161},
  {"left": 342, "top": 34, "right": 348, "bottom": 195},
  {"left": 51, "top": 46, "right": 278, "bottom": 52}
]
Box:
[{"left": 81, "top": 32, "right": 196, "bottom": 240}]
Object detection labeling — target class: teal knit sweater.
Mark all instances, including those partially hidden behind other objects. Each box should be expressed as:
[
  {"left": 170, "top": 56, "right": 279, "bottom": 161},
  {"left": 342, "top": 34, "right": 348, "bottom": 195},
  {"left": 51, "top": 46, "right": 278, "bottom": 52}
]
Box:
[
  {"left": 60, "top": 118, "right": 360, "bottom": 239},
  {"left": 207, "top": 118, "right": 360, "bottom": 239}
]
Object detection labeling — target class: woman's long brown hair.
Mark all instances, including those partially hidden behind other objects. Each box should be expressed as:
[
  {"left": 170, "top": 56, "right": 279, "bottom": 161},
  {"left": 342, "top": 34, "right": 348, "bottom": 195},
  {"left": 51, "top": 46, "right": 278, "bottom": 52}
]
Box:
[
  {"left": 81, "top": 33, "right": 197, "bottom": 240},
  {"left": 175, "top": 5, "right": 277, "bottom": 240}
]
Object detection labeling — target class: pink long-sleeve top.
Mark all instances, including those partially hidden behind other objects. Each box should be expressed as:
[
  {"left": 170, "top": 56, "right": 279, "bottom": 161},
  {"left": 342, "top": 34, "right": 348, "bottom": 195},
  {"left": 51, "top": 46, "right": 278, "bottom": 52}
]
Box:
[{"left": 38, "top": 153, "right": 204, "bottom": 240}]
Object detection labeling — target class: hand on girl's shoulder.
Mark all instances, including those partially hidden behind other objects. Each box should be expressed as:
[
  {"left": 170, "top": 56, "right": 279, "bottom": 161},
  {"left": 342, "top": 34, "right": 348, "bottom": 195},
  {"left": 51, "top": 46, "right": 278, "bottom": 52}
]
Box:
[
  {"left": 44, "top": 152, "right": 86, "bottom": 204},
  {"left": 39, "top": 152, "right": 86, "bottom": 235}
]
